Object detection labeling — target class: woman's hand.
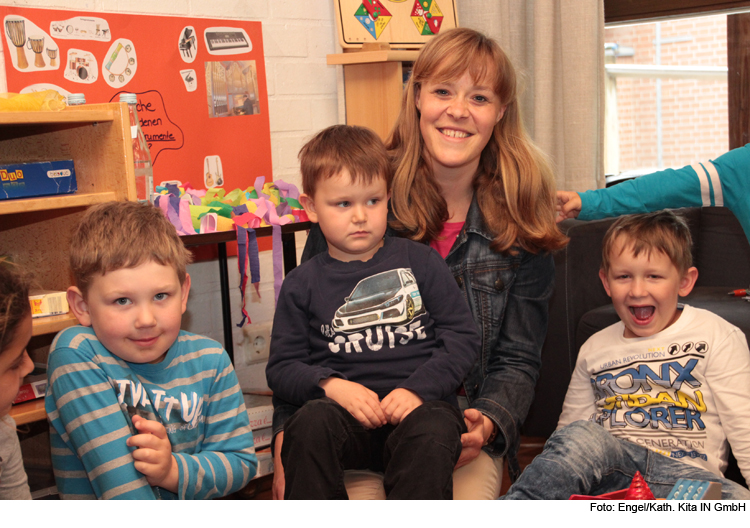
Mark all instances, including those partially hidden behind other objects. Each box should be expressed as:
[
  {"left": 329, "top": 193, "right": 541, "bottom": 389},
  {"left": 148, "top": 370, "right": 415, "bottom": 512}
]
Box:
[
  {"left": 556, "top": 191, "right": 582, "bottom": 222},
  {"left": 455, "top": 408, "right": 495, "bottom": 469},
  {"left": 272, "top": 433, "right": 285, "bottom": 500}
]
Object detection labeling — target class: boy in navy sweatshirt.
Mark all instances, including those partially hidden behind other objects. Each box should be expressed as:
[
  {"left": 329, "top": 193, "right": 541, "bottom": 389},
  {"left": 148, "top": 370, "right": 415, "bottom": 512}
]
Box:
[{"left": 266, "top": 125, "right": 480, "bottom": 499}]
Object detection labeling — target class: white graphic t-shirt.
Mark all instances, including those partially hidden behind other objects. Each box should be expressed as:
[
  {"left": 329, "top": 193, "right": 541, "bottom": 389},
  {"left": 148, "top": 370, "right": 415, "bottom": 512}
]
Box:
[{"left": 559, "top": 305, "right": 750, "bottom": 485}]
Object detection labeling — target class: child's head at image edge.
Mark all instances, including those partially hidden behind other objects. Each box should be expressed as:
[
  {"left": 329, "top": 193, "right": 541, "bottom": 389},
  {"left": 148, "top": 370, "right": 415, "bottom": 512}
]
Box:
[
  {"left": 298, "top": 125, "right": 393, "bottom": 262},
  {"left": 67, "top": 201, "right": 193, "bottom": 364},
  {"left": 0, "top": 260, "right": 35, "bottom": 417},
  {"left": 599, "top": 210, "right": 699, "bottom": 339}
]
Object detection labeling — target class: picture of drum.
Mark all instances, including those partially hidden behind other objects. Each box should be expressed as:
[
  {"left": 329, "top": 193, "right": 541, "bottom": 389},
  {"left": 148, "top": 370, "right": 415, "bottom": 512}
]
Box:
[
  {"left": 5, "top": 18, "right": 28, "bottom": 69},
  {"left": 26, "top": 34, "right": 45, "bottom": 68},
  {"left": 47, "top": 48, "right": 58, "bottom": 67}
]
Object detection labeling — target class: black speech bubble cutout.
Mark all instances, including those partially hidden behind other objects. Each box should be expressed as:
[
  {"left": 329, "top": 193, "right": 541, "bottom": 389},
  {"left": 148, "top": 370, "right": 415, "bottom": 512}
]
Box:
[{"left": 109, "top": 89, "right": 184, "bottom": 164}]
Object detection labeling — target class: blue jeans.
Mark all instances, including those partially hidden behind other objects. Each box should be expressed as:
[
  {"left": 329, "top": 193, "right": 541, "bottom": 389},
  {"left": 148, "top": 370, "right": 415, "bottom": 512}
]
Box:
[
  {"left": 500, "top": 421, "right": 750, "bottom": 500},
  {"left": 282, "top": 398, "right": 466, "bottom": 499}
]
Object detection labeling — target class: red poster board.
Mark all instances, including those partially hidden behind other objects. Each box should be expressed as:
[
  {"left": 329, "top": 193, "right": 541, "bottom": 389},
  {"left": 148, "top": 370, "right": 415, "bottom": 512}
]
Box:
[{"left": 1, "top": 6, "right": 272, "bottom": 192}]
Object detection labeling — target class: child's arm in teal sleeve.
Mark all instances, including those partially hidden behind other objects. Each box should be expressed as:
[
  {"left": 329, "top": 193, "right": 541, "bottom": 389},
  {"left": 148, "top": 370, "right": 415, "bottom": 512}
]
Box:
[
  {"left": 172, "top": 355, "right": 257, "bottom": 499},
  {"left": 46, "top": 345, "right": 158, "bottom": 499}
]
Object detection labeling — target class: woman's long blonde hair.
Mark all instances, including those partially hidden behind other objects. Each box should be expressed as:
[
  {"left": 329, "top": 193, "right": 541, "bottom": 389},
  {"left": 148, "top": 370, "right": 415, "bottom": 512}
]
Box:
[{"left": 387, "top": 28, "right": 568, "bottom": 254}]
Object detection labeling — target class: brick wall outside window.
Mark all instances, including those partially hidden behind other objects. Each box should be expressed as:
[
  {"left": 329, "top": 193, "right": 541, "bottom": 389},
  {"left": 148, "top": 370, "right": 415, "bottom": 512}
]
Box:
[{"left": 606, "top": 15, "right": 728, "bottom": 172}]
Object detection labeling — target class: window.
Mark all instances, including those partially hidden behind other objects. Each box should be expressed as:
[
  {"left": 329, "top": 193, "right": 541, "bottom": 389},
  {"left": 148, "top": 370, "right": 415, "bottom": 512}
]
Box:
[
  {"left": 605, "top": 15, "right": 728, "bottom": 176},
  {"left": 603, "top": 0, "right": 750, "bottom": 180}
]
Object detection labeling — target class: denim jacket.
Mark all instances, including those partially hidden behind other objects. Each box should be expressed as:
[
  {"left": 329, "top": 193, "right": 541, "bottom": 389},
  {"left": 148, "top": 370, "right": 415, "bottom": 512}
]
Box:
[
  {"left": 271, "top": 196, "right": 555, "bottom": 482},
  {"left": 446, "top": 197, "right": 555, "bottom": 481}
]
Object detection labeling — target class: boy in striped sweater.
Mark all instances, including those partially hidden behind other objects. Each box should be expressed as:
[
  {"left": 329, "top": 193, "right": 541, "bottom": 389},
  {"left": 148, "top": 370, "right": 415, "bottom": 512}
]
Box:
[{"left": 45, "top": 201, "right": 256, "bottom": 499}]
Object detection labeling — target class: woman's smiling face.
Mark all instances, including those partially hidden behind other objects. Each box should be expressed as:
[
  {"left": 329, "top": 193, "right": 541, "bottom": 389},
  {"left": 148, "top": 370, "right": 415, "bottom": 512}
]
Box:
[{"left": 416, "top": 70, "right": 505, "bottom": 177}]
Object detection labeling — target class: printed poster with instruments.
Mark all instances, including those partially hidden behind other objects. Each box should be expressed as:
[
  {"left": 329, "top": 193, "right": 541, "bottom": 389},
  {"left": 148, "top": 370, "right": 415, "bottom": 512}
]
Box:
[{"left": 1, "top": 6, "right": 271, "bottom": 192}]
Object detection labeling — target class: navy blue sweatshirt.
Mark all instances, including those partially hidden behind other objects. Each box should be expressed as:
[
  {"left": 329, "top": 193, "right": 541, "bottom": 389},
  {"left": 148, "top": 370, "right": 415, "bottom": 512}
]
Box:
[{"left": 266, "top": 236, "right": 479, "bottom": 406}]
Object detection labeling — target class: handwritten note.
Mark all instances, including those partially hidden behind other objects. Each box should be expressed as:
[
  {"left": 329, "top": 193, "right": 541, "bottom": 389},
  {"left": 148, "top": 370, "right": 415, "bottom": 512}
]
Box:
[{"left": 110, "top": 90, "right": 184, "bottom": 164}]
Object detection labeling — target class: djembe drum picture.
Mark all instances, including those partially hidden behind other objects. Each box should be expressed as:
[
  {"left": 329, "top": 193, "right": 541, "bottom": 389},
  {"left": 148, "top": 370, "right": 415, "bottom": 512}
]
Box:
[
  {"left": 5, "top": 18, "right": 28, "bottom": 69},
  {"left": 47, "top": 47, "right": 58, "bottom": 67},
  {"left": 27, "top": 35, "right": 46, "bottom": 68}
]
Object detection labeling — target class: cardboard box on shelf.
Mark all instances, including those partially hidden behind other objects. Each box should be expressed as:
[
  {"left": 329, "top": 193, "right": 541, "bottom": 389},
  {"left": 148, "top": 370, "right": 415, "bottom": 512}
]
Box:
[
  {"left": 1, "top": 160, "right": 76, "bottom": 200},
  {"left": 252, "top": 448, "right": 274, "bottom": 480},
  {"left": 252, "top": 426, "right": 272, "bottom": 449},
  {"left": 29, "top": 290, "right": 69, "bottom": 318},
  {"left": 244, "top": 394, "right": 273, "bottom": 431},
  {"left": 13, "top": 375, "right": 47, "bottom": 404}
]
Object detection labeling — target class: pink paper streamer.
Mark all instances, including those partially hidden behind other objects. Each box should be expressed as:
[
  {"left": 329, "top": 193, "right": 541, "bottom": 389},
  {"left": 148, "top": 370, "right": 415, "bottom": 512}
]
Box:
[
  {"left": 233, "top": 211, "right": 263, "bottom": 229},
  {"left": 266, "top": 203, "right": 293, "bottom": 226},
  {"left": 274, "top": 179, "right": 300, "bottom": 200},
  {"left": 254, "top": 176, "right": 265, "bottom": 197},
  {"left": 179, "top": 198, "right": 197, "bottom": 235}
]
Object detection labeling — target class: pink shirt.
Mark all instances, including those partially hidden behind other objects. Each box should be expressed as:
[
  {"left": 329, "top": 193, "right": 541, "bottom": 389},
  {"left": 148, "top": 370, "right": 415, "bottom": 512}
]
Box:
[{"left": 430, "top": 222, "right": 465, "bottom": 259}]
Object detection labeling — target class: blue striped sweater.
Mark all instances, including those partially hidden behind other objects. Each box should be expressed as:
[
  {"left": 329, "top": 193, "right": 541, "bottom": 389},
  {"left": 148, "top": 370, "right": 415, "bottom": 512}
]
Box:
[{"left": 45, "top": 326, "right": 257, "bottom": 499}]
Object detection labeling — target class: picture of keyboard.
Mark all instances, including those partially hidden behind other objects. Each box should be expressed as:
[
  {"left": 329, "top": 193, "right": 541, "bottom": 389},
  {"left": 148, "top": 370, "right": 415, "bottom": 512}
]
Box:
[{"left": 205, "top": 30, "right": 250, "bottom": 51}]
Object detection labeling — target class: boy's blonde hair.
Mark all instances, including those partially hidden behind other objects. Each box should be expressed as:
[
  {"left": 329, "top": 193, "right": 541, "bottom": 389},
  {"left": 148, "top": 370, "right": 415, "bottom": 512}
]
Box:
[
  {"left": 299, "top": 125, "right": 393, "bottom": 198},
  {"left": 70, "top": 201, "right": 193, "bottom": 296},
  {"left": 601, "top": 210, "right": 693, "bottom": 274}
]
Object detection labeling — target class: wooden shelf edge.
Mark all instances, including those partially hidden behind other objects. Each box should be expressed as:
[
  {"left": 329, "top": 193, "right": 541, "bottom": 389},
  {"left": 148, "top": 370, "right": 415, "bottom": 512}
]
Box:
[
  {"left": 10, "top": 399, "right": 46, "bottom": 426},
  {"left": 32, "top": 312, "right": 77, "bottom": 337},
  {"left": 0, "top": 105, "right": 115, "bottom": 126},
  {"left": 327, "top": 50, "right": 419, "bottom": 65},
  {"left": 0, "top": 191, "right": 118, "bottom": 215}
]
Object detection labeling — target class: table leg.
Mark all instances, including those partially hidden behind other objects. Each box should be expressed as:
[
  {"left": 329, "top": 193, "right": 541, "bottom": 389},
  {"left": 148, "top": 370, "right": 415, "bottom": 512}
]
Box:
[
  {"left": 217, "top": 241, "right": 233, "bottom": 363},
  {"left": 281, "top": 231, "right": 298, "bottom": 275}
]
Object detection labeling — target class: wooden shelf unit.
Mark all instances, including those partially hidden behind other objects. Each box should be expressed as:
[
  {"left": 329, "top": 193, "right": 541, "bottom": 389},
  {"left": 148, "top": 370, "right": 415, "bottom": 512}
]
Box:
[
  {"left": 4, "top": 103, "right": 136, "bottom": 426},
  {"left": 327, "top": 49, "right": 419, "bottom": 140},
  {"left": 0, "top": 103, "right": 137, "bottom": 336},
  {"left": 31, "top": 312, "right": 79, "bottom": 338},
  {"left": 10, "top": 399, "right": 46, "bottom": 426}
]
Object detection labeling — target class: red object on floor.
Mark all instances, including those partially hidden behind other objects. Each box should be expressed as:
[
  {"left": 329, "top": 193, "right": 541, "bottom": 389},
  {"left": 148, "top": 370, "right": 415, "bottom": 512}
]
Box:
[
  {"left": 624, "top": 471, "right": 655, "bottom": 500},
  {"left": 570, "top": 489, "right": 628, "bottom": 500},
  {"left": 569, "top": 471, "right": 655, "bottom": 500}
]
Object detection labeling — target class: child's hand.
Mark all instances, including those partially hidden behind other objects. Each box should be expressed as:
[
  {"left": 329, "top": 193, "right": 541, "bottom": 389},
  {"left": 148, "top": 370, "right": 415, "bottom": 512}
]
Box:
[
  {"left": 126, "top": 415, "right": 179, "bottom": 492},
  {"left": 381, "top": 388, "right": 423, "bottom": 425},
  {"left": 320, "top": 377, "right": 386, "bottom": 429},
  {"left": 556, "top": 190, "right": 582, "bottom": 222}
]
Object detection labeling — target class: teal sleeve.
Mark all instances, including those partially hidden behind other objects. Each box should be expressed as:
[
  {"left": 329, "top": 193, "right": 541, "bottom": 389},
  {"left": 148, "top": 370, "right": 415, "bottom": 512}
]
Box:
[
  {"left": 45, "top": 344, "right": 158, "bottom": 499},
  {"left": 578, "top": 144, "right": 750, "bottom": 244},
  {"left": 578, "top": 165, "right": 703, "bottom": 221},
  {"left": 174, "top": 355, "right": 257, "bottom": 499},
  {"left": 705, "top": 144, "right": 750, "bottom": 240}
]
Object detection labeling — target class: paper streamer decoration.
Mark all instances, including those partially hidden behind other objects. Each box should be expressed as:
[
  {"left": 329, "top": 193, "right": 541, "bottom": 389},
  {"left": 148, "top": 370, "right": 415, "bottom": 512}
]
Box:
[{"left": 154, "top": 178, "right": 308, "bottom": 326}]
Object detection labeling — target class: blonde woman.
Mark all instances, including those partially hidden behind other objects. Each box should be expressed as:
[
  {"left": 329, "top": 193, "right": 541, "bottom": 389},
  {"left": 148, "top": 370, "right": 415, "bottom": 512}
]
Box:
[{"left": 273, "top": 28, "right": 568, "bottom": 499}]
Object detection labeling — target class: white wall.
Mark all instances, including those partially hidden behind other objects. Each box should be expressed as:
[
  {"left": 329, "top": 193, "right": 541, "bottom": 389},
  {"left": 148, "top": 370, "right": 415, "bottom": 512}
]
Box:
[{"left": 0, "top": 1, "right": 343, "bottom": 364}]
